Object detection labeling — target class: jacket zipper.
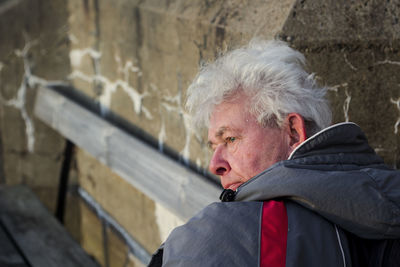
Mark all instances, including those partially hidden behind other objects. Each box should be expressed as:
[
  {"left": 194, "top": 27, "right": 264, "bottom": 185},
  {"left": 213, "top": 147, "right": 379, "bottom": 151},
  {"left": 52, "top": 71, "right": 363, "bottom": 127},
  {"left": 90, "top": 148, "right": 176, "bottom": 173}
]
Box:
[{"left": 335, "top": 225, "right": 347, "bottom": 267}]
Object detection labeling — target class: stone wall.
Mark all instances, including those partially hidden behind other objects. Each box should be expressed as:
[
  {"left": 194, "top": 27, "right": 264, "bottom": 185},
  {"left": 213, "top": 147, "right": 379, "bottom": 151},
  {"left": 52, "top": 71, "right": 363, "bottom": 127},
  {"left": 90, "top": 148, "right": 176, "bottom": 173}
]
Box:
[
  {"left": 0, "top": 0, "right": 69, "bottom": 216},
  {"left": 281, "top": 0, "right": 400, "bottom": 168},
  {"left": 1, "top": 0, "right": 400, "bottom": 266}
]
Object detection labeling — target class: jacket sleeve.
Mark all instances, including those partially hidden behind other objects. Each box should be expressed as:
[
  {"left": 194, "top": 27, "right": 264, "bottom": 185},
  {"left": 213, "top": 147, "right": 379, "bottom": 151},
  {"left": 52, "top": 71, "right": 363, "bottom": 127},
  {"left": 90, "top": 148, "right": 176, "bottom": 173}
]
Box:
[{"left": 161, "top": 202, "right": 263, "bottom": 267}]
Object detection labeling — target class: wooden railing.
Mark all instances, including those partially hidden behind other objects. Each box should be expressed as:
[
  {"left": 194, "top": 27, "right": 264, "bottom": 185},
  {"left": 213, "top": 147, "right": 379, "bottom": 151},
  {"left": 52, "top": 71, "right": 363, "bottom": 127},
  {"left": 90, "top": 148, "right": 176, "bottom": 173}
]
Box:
[{"left": 34, "top": 85, "right": 220, "bottom": 222}]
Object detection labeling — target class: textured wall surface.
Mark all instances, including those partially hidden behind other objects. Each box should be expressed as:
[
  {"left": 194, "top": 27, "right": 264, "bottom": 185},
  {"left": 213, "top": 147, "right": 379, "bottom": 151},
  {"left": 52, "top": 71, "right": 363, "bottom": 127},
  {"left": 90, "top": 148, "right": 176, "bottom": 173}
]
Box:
[
  {"left": 0, "top": 0, "right": 69, "bottom": 211},
  {"left": 2, "top": 0, "right": 400, "bottom": 266},
  {"left": 280, "top": 0, "right": 400, "bottom": 168}
]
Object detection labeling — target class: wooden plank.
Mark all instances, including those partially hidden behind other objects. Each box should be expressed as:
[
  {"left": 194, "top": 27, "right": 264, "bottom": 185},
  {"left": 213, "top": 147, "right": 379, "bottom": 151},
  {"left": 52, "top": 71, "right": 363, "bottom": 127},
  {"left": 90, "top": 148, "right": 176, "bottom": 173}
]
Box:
[
  {"left": 34, "top": 86, "right": 220, "bottom": 221},
  {"left": 0, "top": 224, "right": 28, "bottom": 267},
  {"left": 0, "top": 185, "right": 100, "bottom": 267}
]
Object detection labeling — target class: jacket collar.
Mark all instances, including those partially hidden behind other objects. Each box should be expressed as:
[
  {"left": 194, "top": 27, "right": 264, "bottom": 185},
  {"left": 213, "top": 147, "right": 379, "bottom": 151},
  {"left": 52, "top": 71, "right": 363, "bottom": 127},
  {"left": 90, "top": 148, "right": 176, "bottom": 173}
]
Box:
[
  {"left": 289, "top": 122, "right": 358, "bottom": 159},
  {"left": 288, "top": 122, "right": 378, "bottom": 162}
]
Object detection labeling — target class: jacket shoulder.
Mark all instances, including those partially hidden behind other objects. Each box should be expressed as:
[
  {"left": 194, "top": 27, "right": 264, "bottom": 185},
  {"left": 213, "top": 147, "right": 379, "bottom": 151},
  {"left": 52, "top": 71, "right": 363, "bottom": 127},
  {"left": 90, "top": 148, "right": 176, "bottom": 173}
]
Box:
[{"left": 162, "top": 202, "right": 263, "bottom": 267}]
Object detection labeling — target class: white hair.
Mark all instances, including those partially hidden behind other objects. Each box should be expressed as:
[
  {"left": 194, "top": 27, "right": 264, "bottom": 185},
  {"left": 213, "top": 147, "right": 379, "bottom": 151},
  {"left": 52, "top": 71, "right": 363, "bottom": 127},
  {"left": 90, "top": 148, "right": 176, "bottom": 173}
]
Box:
[{"left": 185, "top": 39, "right": 332, "bottom": 136}]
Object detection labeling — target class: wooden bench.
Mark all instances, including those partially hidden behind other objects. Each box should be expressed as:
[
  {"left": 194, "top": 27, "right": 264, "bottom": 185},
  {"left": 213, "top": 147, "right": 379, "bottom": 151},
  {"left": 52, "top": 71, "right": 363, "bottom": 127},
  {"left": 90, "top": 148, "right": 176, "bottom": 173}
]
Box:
[
  {"left": 32, "top": 84, "right": 221, "bottom": 265},
  {"left": 0, "top": 185, "right": 100, "bottom": 267},
  {"left": 34, "top": 85, "right": 220, "bottom": 221}
]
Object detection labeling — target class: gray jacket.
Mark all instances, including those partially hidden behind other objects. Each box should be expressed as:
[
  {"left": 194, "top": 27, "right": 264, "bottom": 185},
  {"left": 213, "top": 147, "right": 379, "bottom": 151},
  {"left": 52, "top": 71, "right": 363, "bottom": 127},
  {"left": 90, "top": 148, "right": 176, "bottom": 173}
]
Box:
[{"left": 154, "top": 123, "right": 400, "bottom": 266}]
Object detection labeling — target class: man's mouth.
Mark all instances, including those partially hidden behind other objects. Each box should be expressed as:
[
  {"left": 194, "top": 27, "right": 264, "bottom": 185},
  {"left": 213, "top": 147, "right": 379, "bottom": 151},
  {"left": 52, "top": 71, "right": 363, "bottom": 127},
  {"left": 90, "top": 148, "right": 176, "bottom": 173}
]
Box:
[{"left": 226, "top": 182, "right": 242, "bottom": 191}]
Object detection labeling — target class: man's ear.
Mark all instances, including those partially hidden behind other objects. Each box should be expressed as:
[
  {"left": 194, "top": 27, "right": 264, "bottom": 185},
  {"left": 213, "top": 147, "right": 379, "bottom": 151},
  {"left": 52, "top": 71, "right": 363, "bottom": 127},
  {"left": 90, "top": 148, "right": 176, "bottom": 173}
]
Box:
[{"left": 284, "top": 113, "right": 307, "bottom": 150}]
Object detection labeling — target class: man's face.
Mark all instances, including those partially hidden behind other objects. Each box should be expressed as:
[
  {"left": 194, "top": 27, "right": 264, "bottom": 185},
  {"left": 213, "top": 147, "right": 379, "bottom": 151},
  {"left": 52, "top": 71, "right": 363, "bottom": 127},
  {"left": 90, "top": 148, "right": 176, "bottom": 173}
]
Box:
[{"left": 207, "top": 94, "right": 291, "bottom": 191}]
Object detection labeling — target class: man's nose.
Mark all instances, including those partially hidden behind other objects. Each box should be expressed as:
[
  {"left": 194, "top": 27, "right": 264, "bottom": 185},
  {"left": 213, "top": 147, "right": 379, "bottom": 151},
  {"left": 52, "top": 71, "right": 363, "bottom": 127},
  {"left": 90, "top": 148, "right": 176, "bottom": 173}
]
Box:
[{"left": 209, "top": 146, "right": 231, "bottom": 176}]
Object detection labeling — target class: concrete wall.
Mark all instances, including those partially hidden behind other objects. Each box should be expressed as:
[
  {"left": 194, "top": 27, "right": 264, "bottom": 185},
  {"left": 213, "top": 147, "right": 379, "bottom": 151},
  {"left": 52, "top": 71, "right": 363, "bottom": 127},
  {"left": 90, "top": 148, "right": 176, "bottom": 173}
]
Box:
[
  {"left": 1, "top": 0, "right": 400, "bottom": 266},
  {"left": 0, "top": 0, "right": 69, "bottom": 215},
  {"left": 281, "top": 0, "right": 400, "bottom": 168}
]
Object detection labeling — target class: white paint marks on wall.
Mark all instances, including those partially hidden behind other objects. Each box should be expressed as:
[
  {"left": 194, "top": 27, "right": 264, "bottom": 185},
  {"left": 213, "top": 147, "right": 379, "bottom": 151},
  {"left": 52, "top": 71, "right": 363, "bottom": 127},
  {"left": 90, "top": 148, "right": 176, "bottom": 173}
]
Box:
[
  {"left": 374, "top": 147, "right": 386, "bottom": 153},
  {"left": 375, "top": 59, "right": 400, "bottom": 66},
  {"left": 343, "top": 53, "right": 358, "bottom": 71},
  {"left": 195, "top": 158, "right": 203, "bottom": 172},
  {"left": 390, "top": 97, "right": 400, "bottom": 134},
  {"left": 180, "top": 112, "right": 192, "bottom": 165},
  {"left": 328, "top": 83, "right": 351, "bottom": 122},
  {"left": 1, "top": 76, "right": 35, "bottom": 152},
  {"left": 158, "top": 119, "right": 166, "bottom": 153},
  {"left": 375, "top": 59, "right": 400, "bottom": 134},
  {"left": 155, "top": 202, "right": 185, "bottom": 242},
  {"left": 159, "top": 85, "right": 210, "bottom": 170},
  {"left": 115, "top": 55, "right": 142, "bottom": 79},
  {"left": 343, "top": 88, "right": 351, "bottom": 122},
  {"left": 68, "top": 48, "right": 152, "bottom": 119},
  {"left": 161, "top": 90, "right": 193, "bottom": 165},
  {"left": 68, "top": 33, "right": 79, "bottom": 45},
  {"left": 328, "top": 82, "right": 348, "bottom": 93},
  {"left": 0, "top": 41, "right": 67, "bottom": 153},
  {"left": 69, "top": 48, "right": 101, "bottom": 67}
]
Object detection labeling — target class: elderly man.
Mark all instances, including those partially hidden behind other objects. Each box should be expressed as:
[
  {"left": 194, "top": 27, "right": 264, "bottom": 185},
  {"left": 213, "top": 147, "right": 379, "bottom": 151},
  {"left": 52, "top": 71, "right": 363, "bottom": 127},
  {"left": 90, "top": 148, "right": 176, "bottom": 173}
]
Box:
[{"left": 149, "top": 40, "right": 400, "bottom": 266}]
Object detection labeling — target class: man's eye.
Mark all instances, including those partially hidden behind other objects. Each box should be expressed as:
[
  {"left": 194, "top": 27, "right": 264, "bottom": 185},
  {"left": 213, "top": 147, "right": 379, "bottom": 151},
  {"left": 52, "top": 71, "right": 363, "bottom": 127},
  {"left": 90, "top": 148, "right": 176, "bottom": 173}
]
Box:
[{"left": 226, "top": 137, "right": 236, "bottom": 143}]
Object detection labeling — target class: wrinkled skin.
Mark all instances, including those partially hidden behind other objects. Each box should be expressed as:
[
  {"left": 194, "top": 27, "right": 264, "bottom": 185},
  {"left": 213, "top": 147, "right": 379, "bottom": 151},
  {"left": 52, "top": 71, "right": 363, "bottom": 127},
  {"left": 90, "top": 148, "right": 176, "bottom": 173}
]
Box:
[{"left": 207, "top": 93, "right": 306, "bottom": 191}]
